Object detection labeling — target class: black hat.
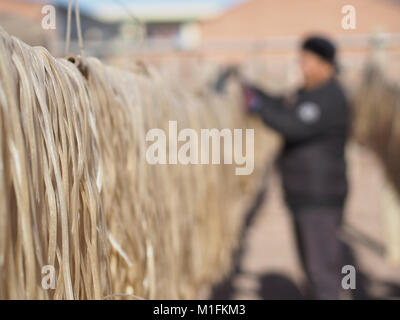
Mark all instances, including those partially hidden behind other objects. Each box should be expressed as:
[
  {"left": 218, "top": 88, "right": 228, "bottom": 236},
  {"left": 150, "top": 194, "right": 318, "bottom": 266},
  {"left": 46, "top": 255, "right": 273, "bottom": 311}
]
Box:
[{"left": 302, "top": 36, "right": 336, "bottom": 66}]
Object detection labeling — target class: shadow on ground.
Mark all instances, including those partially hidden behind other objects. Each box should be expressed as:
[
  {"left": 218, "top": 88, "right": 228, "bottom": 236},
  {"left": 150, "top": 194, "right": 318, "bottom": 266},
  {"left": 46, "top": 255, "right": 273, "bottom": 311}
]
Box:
[{"left": 209, "top": 172, "right": 400, "bottom": 300}]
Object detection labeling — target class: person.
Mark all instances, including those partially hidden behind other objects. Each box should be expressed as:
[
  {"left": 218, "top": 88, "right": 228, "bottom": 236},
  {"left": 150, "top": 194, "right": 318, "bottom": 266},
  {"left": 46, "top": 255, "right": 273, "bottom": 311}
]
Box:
[{"left": 242, "top": 35, "right": 349, "bottom": 300}]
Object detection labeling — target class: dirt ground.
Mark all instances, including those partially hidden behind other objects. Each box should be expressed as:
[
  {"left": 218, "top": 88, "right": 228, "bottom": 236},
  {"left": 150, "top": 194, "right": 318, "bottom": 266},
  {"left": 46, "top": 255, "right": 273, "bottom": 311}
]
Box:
[{"left": 208, "top": 143, "right": 400, "bottom": 300}]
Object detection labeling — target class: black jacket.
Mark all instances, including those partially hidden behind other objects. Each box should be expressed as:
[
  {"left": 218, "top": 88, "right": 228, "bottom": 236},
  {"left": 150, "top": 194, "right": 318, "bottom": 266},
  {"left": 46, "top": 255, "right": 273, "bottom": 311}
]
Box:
[{"left": 248, "top": 78, "right": 349, "bottom": 210}]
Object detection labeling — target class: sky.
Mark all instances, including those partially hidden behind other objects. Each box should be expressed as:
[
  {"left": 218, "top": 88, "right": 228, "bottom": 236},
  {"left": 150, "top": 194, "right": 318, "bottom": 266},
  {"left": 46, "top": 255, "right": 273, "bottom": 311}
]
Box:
[
  {"left": 46, "top": 0, "right": 242, "bottom": 11},
  {"left": 38, "top": 0, "right": 245, "bottom": 21}
]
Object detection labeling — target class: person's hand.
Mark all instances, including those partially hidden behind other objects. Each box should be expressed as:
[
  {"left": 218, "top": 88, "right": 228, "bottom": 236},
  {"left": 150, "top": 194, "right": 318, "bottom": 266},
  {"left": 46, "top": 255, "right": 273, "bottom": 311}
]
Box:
[{"left": 242, "top": 84, "right": 263, "bottom": 113}]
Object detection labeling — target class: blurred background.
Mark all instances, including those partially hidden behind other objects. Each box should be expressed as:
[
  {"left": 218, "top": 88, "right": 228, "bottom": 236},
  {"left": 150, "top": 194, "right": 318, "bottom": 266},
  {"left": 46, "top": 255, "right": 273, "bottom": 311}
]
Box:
[
  {"left": 1, "top": 0, "right": 399, "bottom": 64},
  {"left": 2, "top": 0, "right": 400, "bottom": 300},
  {"left": 2, "top": 0, "right": 400, "bottom": 91}
]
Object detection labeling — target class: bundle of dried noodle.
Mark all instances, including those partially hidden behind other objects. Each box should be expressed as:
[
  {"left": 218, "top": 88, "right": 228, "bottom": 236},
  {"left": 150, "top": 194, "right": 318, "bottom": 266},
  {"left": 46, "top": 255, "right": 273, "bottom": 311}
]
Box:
[{"left": 0, "top": 29, "right": 278, "bottom": 299}]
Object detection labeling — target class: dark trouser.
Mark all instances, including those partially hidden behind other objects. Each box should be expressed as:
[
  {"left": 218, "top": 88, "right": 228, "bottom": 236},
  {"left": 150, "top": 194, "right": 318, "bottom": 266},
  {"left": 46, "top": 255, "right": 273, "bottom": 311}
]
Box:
[{"left": 291, "top": 206, "right": 344, "bottom": 300}]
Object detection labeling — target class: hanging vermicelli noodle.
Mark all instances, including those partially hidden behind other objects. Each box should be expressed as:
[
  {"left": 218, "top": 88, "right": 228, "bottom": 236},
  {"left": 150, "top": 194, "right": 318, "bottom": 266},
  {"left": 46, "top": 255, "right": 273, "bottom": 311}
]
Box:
[
  {"left": 0, "top": 28, "right": 279, "bottom": 299},
  {"left": 353, "top": 64, "right": 400, "bottom": 195}
]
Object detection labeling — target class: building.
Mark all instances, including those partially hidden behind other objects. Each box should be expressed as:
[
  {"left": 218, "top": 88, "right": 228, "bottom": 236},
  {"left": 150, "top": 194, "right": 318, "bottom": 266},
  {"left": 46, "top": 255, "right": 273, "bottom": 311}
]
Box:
[
  {"left": 93, "top": 1, "right": 222, "bottom": 51},
  {"left": 201, "top": 0, "right": 400, "bottom": 39},
  {"left": 54, "top": 4, "right": 123, "bottom": 57},
  {"left": 198, "top": 0, "right": 400, "bottom": 62},
  {"left": 2, "top": 0, "right": 400, "bottom": 67},
  {"left": 0, "top": 0, "right": 55, "bottom": 47},
  {"left": 0, "top": 0, "right": 134, "bottom": 57}
]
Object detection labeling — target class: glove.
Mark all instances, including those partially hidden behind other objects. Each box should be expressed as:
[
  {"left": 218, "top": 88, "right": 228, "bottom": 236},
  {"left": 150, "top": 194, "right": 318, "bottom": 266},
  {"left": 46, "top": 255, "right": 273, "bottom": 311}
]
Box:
[{"left": 242, "top": 84, "right": 264, "bottom": 113}]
